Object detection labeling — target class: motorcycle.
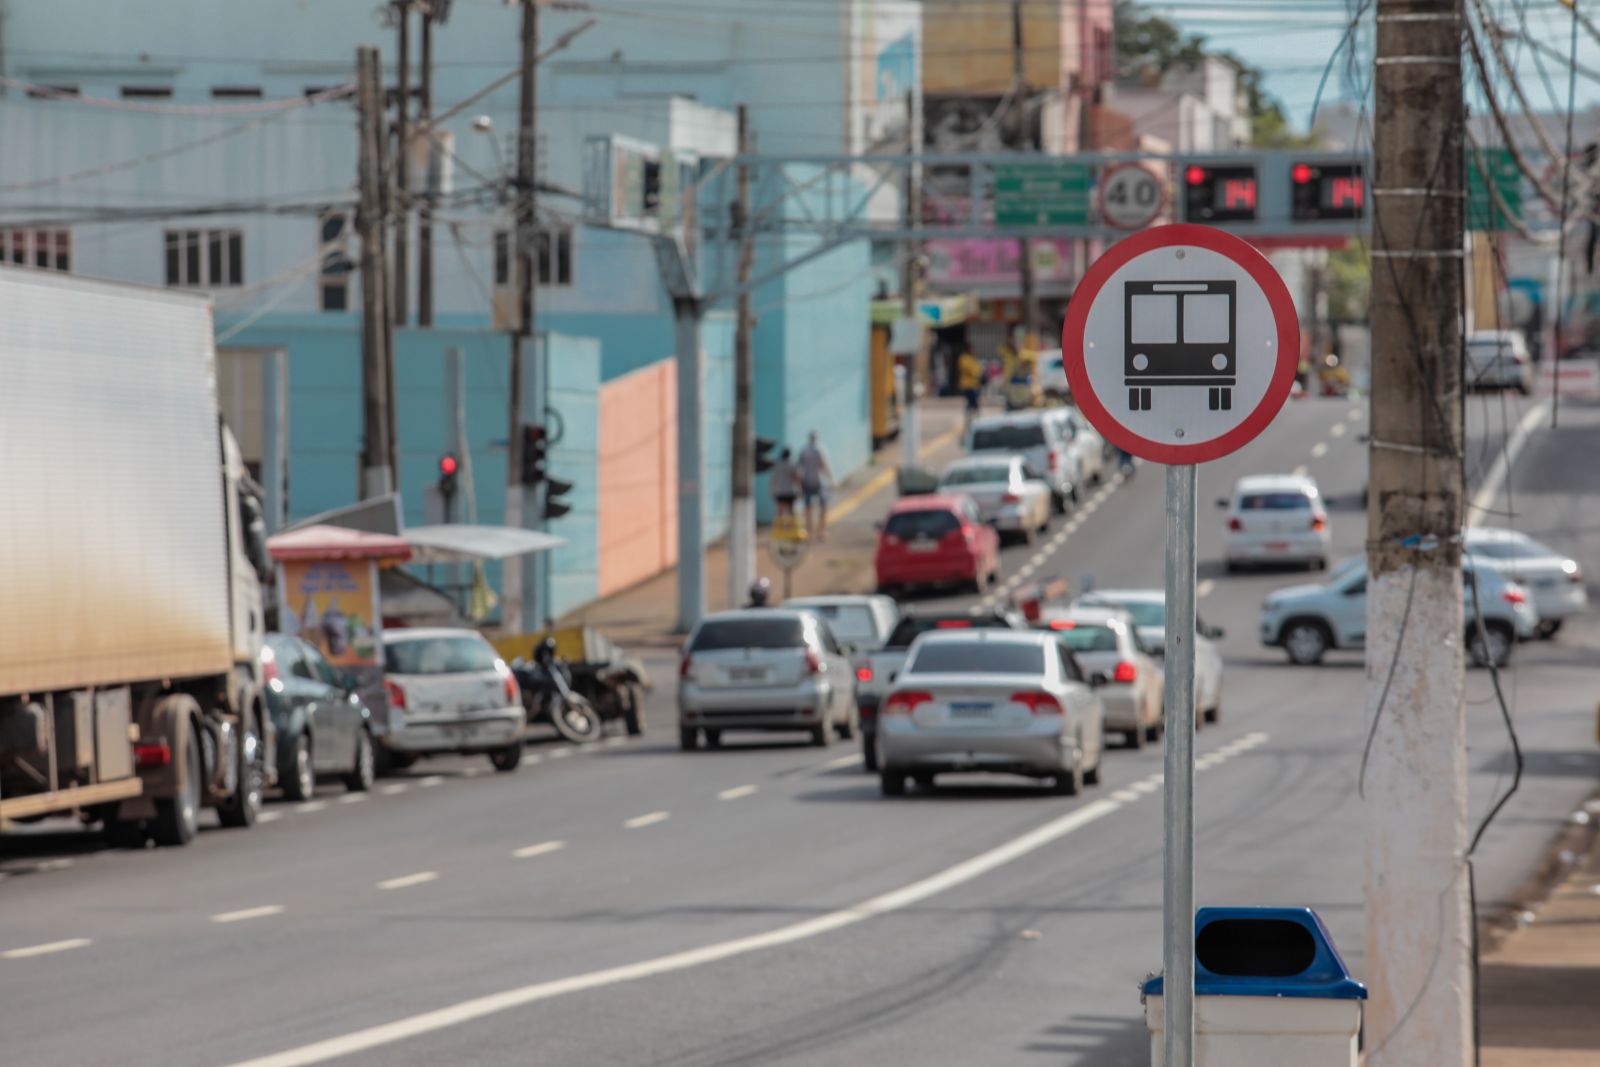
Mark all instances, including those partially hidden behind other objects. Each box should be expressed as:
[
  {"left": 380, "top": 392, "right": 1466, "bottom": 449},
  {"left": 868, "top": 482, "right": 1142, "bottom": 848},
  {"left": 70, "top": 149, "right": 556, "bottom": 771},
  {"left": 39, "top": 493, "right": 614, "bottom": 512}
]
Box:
[{"left": 513, "top": 639, "right": 605, "bottom": 744}]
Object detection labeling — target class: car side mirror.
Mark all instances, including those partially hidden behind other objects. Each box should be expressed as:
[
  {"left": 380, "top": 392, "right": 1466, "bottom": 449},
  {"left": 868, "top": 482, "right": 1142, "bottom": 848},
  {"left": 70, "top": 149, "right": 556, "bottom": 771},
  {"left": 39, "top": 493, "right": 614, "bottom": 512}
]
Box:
[{"left": 1088, "top": 671, "right": 1110, "bottom": 689}]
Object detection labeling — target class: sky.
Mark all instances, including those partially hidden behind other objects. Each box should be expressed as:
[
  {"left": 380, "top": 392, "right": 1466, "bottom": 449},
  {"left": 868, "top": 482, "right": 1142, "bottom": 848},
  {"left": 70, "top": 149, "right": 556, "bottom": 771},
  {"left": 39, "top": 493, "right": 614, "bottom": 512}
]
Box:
[{"left": 1153, "top": 0, "right": 1600, "bottom": 134}]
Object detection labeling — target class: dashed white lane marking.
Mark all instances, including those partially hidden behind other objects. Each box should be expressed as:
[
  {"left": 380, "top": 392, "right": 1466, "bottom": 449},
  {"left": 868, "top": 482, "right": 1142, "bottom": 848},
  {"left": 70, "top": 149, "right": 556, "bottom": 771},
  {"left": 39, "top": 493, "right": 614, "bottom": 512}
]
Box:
[
  {"left": 221, "top": 731, "right": 1271, "bottom": 1067},
  {"left": 338, "top": 794, "right": 366, "bottom": 805},
  {"left": 523, "top": 753, "right": 544, "bottom": 765},
  {"left": 212, "top": 905, "right": 286, "bottom": 924},
  {"left": 380, "top": 784, "right": 408, "bottom": 797},
  {"left": 1310, "top": 442, "right": 1329, "bottom": 459},
  {"left": 819, "top": 753, "right": 863, "bottom": 771},
  {"left": 2, "top": 938, "right": 92, "bottom": 960},
  {"left": 604, "top": 736, "right": 628, "bottom": 747},
  {"left": 547, "top": 749, "right": 572, "bottom": 760},
  {"left": 1111, "top": 788, "right": 1142, "bottom": 803},
  {"left": 378, "top": 872, "right": 439, "bottom": 891},
  {"left": 512, "top": 841, "right": 566, "bottom": 860},
  {"left": 1195, "top": 754, "right": 1225, "bottom": 770},
  {"left": 718, "top": 784, "right": 758, "bottom": 801},
  {"left": 1293, "top": 464, "right": 1309, "bottom": 477},
  {"left": 1128, "top": 779, "right": 1161, "bottom": 796},
  {"left": 295, "top": 801, "right": 327, "bottom": 814},
  {"left": 1330, "top": 422, "right": 1346, "bottom": 438},
  {"left": 258, "top": 811, "right": 283, "bottom": 823},
  {"left": 623, "top": 811, "right": 670, "bottom": 830},
  {"left": 1197, "top": 579, "right": 1216, "bottom": 599},
  {"left": 1018, "top": 562, "right": 1037, "bottom": 579},
  {"left": 418, "top": 776, "right": 445, "bottom": 787},
  {"left": 1346, "top": 408, "right": 1363, "bottom": 421},
  {"left": 462, "top": 767, "right": 486, "bottom": 778}
]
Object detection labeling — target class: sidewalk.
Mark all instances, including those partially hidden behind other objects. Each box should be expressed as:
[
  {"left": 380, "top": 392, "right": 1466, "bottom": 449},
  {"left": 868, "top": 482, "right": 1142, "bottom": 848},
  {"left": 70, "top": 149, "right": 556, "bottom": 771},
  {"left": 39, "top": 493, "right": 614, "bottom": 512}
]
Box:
[
  {"left": 554, "top": 398, "right": 970, "bottom": 648},
  {"left": 1480, "top": 791, "right": 1600, "bottom": 1066}
]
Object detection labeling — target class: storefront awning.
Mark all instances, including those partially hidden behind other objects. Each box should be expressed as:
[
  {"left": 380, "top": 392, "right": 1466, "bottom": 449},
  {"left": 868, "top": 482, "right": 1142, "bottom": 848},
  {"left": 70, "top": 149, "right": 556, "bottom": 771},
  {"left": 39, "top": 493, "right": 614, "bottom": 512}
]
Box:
[
  {"left": 870, "top": 294, "right": 975, "bottom": 328},
  {"left": 404, "top": 524, "right": 566, "bottom": 564},
  {"left": 268, "top": 524, "right": 414, "bottom": 563}
]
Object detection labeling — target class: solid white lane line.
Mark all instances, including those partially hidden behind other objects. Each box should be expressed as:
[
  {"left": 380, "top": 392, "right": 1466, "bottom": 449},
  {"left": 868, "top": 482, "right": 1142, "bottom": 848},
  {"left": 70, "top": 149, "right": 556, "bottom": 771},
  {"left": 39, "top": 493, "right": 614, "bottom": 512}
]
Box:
[
  {"left": 1195, "top": 755, "right": 1225, "bottom": 770},
  {"left": 378, "top": 872, "right": 439, "bottom": 891},
  {"left": 512, "top": 841, "right": 566, "bottom": 860},
  {"left": 1469, "top": 400, "right": 1551, "bottom": 527},
  {"left": 295, "top": 801, "right": 327, "bottom": 814},
  {"left": 1111, "top": 789, "right": 1141, "bottom": 803},
  {"left": 380, "top": 784, "right": 409, "bottom": 796},
  {"left": 2, "top": 938, "right": 92, "bottom": 960},
  {"left": 220, "top": 797, "right": 1126, "bottom": 1067},
  {"left": 819, "top": 753, "right": 863, "bottom": 771},
  {"left": 462, "top": 767, "right": 486, "bottom": 777},
  {"left": 338, "top": 794, "right": 366, "bottom": 805},
  {"left": 1293, "top": 464, "right": 1309, "bottom": 478},
  {"left": 212, "top": 905, "right": 286, "bottom": 925},
  {"left": 1310, "top": 442, "right": 1329, "bottom": 459},
  {"left": 1330, "top": 422, "right": 1346, "bottom": 438},
  {"left": 623, "top": 811, "right": 670, "bottom": 830},
  {"left": 257, "top": 811, "right": 283, "bottom": 823},
  {"left": 604, "top": 736, "right": 628, "bottom": 747},
  {"left": 718, "top": 784, "right": 758, "bottom": 801},
  {"left": 33, "top": 859, "right": 72, "bottom": 872},
  {"left": 1129, "top": 780, "right": 1161, "bottom": 795},
  {"left": 419, "top": 776, "right": 446, "bottom": 787},
  {"left": 1197, "top": 579, "right": 1216, "bottom": 599}
]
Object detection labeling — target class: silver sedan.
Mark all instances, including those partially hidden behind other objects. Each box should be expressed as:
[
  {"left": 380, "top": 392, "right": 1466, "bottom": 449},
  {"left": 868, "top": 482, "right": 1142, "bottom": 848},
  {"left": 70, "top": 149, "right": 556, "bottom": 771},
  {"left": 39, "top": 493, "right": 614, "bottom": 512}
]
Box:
[
  {"left": 877, "top": 630, "right": 1106, "bottom": 796},
  {"left": 937, "top": 454, "right": 1053, "bottom": 544}
]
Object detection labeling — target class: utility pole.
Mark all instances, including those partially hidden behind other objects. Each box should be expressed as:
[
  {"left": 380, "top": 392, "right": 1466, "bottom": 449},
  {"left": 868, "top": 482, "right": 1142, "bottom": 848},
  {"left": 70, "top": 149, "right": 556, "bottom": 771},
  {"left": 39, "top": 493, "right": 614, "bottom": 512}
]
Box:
[
  {"left": 393, "top": 0, "right": 411, "bottom": 326},
  {"left": 417, "top": 1, "right": 437, "bottom": 327},
  {"left": 1010, "top": 0, "right": 1037, "bottom": 342},
  {"left": 503, "top": 0, "right": 539, "bottom": 633},
  {"left": 1365, "top": 2, "right": 1472, "bottom": 1065},
  {"left": 727, "top": 105, "right": 757, "bottom": 609},
  {"left": 900, "top": 87, "right": 922, "bottom": 469},
  {"left": 356, "top": 46, "right": 395, "bottom": 499}
]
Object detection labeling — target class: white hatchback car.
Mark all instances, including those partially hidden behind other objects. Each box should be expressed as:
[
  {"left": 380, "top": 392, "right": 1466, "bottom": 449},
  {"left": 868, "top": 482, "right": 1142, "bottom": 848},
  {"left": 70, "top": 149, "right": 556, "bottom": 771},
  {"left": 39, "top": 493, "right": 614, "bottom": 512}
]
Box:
[
  {"left": 1074, "top": 588, "right": 1226, "bottom": 726},
  {"left": 938, "top": 454, "right": 1053, "bottom": 544},
  {"left": 1465, "top": 527, "right": 1588, "bottom": 637},
  {"left": 1037, "top": 607, "right": 1165, "bottom": 748},
  {"left": 1221, "top": 474, "right": 1331, "bottom": 571},
  {"left": 784, "top": 594, "right": 900, "bottom": 653},
  {"left": 380, "top": 628, "right": 527, "bottom": 772}
]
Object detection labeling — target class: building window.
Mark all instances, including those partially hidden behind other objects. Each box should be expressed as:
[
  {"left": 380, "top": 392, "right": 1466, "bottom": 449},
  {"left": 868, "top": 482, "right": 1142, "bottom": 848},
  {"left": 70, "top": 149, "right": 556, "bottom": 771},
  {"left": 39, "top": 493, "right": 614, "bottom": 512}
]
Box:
[
  {"left": 165, "top": 229, "right": 243, "bottom": 288},
  {"left": 1, "top": 229, "right": 70, "bottom": 271},
  {"left": 493, "top": 225, "right": 574, "bottom": 288},
  {"left": 212, "top": 86, "right": 263, "bottom": 99},
  {"left": 121, "top": 86, "right": 174, "bottom": 99},
  {"left": 318, "top": 211, "right": 353, "bottom": 312}
]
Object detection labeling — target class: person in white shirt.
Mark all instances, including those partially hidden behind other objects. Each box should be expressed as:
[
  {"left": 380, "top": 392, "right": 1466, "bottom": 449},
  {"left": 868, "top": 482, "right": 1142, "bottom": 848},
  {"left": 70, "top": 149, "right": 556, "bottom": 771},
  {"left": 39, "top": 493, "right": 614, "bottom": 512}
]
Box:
[{"left": 797, "top": 431, "right": 833, "bottom": 542}]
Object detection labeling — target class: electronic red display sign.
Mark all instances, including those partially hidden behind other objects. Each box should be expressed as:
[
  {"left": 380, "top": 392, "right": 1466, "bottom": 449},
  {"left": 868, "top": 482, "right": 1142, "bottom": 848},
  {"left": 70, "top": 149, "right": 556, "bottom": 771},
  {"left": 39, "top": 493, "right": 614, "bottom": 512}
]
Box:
[
  {"left": 1291, "top": 161, "right": 1366, "bottom": 221},
  {"left": 1182, "top": 163, "right": 1259, "bottom": 224}
]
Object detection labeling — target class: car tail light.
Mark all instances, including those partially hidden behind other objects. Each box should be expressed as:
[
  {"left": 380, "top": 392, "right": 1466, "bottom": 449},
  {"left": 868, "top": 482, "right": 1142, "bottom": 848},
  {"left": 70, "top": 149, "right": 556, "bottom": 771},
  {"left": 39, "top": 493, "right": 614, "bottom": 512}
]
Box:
[
  {"left": 936, "top": 619, "right": 972, "bottom": 629},
  {"left": 1228, "top": 518, "right": 1243, "bottom": 532},
  {"left": 1570, "top": 569, "right": 1585, "bottom": 584},
  {"left": 805, "top": 648, "right": 824, "bottom": 675},
  {"left": 679, "top": 654, "right": 693, "bottom": 679},
  {"left": 1049, "top": 619, "right": 1078, "bottom": 630},
  {"left": 856, "top": 663, "right": 873, "bottom": 682},
  {"left": 1502, "top": 588, "right": 1526, "bottom": 606},
  {"left": 1048, "top": 451, "right": 1060, "bottom": 472},
  {"left": 385, "top": 679, "right": 407, "bottom": 710},
  {"left": 503, "top": 673, "right": 520, "bottom": 704},
  {"left": 1113, "top": 661, "right": 1138, "bottom": 684},
  {"left": 260, "top": 652, "right": 280, "bottom": 687},
  {"left": 134, "top": 742, "right": 171, "bottom": 768},
  {"left": 1002, "top": 492, "right": 1022, "bottom": 504},
  {"left": 1311, "top": 516, "right": 1327, "bottom": 532},
  {"left": 882, "top": 690, "right": 934, "bottom": 716},
  {"left": 1011, "top": 690, "right": 1064, "bottom": 715}
]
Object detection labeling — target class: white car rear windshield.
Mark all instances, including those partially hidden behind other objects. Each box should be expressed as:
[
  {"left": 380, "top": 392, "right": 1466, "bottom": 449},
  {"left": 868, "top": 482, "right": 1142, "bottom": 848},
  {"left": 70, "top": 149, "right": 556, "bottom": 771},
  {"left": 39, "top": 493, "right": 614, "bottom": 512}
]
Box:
[
  {"left": 691, "top": 618, "right": 806, "bottom": 651},
  {"left": 799, "top": 605, "right": 877, "bottom": 644},
  {"left": 1046, "top": 624, "right": 1120, "bottom": 653},
  {"left": 907, "top": 642, "right": 1044, "bottom": 675},
  {"left": 1239, "top": 492, "right": 1312, "bottom": 510},
  {"left": 972, "top": 424, "right": 1046, "bottom": 450},
  {"left": 385, "top": 636, "right": 499, "bottom": 675},
  {"left": 942, "top": 466, "right": 1011, "bottom": 486}
]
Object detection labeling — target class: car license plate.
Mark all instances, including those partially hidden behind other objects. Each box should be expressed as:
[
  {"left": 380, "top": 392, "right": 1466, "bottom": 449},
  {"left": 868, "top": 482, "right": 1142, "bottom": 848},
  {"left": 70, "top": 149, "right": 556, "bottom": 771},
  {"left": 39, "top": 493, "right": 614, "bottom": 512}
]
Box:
[
  {"left": 909, "top": 540, "right": 938, "bottom": 553},
  {"left": 949, "top": 701, "right": 993, "bottom": 718},
  {"left": 1265, "top": 541, "right": 1290, "bottom": 552},
  {"left": 728, "top": 667, "right": 768, "bottom": 682}
]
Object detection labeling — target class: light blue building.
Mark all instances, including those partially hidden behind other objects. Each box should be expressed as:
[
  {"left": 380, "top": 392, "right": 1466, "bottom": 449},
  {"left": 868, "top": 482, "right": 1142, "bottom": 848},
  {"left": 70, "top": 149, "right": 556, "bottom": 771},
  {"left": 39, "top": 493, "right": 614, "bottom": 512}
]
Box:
[{"left": 0, "top": 0, "right": 918, "bottom": 620}]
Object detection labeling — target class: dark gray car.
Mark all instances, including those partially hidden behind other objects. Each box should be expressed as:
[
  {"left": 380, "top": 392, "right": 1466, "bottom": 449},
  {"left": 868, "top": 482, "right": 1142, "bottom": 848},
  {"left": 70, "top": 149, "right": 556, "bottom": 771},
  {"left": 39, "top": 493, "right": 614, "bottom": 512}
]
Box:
[{"left": 261, "top": 633, "right": 376, "bottom": 800}]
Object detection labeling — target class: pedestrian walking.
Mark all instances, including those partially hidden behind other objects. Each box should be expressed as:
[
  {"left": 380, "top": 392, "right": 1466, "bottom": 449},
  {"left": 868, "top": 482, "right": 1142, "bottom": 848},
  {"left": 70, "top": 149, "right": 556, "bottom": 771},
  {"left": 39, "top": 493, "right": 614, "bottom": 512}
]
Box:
[
  {"left": 957, "top": 347, "right": 983, "bottom": 427},
  {"left": 797, "top": 430, "right": 833, "bottom": 542},
  {"left": 769, "top": 447, "right": 798, "bottom": 520}
]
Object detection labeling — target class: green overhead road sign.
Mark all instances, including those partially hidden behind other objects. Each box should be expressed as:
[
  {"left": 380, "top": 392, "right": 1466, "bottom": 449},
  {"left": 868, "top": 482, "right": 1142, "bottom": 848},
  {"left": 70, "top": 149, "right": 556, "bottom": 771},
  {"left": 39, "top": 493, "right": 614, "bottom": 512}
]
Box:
[
  {"left": 995, "top": 162, "right": 1094, "bottom": 227},
  {"left": 1467, "top": 147, "right": 1522, "bottom": 232}
]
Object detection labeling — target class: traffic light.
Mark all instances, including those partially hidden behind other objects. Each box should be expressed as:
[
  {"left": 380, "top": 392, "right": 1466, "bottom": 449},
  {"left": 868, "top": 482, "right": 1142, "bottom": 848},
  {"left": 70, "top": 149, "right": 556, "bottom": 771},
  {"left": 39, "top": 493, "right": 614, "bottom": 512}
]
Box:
[
  {"left": 754, "top": 436, "right": 777, "bottom": 474},
  {"left": 1182, "top": 162, "right": 1259, "bottom": 223},
  {"left": 543, "top": 476, "right": 574, "bottom": 520},
  {"left": 1290, "top": 160, "right": 1365, "bottom": 221},
  {"left": 437, "top": 453, "right": 459, "bottom": 500},
  {"left": 519, "top": 423, "right": 547, "bottom": 486}
]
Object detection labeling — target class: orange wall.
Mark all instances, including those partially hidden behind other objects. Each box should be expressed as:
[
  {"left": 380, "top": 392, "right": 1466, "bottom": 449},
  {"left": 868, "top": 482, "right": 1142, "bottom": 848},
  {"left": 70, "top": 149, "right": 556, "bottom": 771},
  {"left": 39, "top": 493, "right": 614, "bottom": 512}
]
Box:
[{"left": 597, "top": 361, "right": 678, "bottom": 596}]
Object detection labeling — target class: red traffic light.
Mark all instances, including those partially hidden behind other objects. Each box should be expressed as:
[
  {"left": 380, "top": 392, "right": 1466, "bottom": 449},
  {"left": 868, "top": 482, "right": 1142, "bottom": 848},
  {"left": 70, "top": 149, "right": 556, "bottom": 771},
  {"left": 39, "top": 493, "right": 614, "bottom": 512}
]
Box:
[
  {"left": 1185, "top": 165, "right": 1208, "bottom": 186},
  {"left": 438, "top": 454, "right": 459, "bottom": 477},
  {"left": 1292, "top": 163, "right": 1314, "bottom": 184}
]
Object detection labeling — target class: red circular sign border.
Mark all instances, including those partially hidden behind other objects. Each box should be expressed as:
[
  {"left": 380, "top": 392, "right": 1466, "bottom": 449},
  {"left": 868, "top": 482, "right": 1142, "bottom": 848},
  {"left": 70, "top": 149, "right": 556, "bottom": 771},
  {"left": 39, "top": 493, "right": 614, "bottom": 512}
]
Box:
[
  {"left": 1098, "top": 161, "right": 1168, "bottom": 231},
  {"left": 1061, "top": 223, "right": 1299, "bottom": 466}
]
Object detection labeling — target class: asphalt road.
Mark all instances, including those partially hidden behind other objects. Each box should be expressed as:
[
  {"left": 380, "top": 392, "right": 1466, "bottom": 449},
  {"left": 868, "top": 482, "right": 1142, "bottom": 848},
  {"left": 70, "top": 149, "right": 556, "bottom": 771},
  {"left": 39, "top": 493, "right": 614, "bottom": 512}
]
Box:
[{"left": 2, "top": 393, "right": 1596, "bottom": 1067}]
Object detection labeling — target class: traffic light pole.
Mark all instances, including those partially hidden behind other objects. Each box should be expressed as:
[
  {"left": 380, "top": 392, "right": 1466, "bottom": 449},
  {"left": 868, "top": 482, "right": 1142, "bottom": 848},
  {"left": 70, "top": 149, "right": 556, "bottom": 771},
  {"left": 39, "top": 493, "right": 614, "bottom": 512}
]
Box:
[
  {"left": 503, "top": 0, "right": 539, "bottom": 635},
  {"left": 727, "top": 105, "right": 757, "bottom": 610},
  {"left": 674, "top": 294, "right": 706, "bottom": 631}
]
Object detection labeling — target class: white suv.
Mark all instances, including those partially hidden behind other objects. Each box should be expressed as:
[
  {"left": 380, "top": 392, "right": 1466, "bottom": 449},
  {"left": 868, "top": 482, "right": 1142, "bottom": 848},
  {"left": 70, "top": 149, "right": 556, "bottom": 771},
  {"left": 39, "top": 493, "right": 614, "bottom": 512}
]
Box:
[{"left": 1221, "top": 473, "right": 1331, "bottom": 572}]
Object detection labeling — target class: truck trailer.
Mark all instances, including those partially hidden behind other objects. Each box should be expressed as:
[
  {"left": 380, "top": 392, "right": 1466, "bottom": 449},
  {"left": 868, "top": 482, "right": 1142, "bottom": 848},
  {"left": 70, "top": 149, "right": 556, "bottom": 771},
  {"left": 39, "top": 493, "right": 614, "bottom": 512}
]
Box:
[{"left": 0, "top": 266, "right": 274, "bottom": 846}]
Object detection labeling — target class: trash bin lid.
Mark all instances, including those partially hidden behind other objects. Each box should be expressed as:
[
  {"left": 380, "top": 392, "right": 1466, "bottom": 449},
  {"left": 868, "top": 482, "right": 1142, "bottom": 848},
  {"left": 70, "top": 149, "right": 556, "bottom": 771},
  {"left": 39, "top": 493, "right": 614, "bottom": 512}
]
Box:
[{"left": 1142, "top": 907, "right": 1368, "bottom": 1001}]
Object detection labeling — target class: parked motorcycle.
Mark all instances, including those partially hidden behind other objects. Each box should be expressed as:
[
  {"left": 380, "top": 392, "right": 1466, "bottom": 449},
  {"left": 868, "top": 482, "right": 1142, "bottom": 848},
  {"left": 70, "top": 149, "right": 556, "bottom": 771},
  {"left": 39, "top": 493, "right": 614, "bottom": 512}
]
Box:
[{"left": 513, "top": 638, "right": 605, "bottom": 744}]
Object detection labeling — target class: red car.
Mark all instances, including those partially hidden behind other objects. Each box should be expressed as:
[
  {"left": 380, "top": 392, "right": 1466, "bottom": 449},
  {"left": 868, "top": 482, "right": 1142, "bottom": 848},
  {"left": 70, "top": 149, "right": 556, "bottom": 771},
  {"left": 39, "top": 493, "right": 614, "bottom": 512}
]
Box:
[{"left": 875, "top": 494, "right": 1000, "bottom": 595}]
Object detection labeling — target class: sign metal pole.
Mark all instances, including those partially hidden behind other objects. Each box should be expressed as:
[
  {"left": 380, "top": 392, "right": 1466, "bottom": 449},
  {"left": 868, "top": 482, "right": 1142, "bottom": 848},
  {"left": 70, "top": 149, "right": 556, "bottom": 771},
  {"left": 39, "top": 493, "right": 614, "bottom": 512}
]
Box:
[{"left": 1163, "top": 462, "right": 1198, "bottom": 1067}]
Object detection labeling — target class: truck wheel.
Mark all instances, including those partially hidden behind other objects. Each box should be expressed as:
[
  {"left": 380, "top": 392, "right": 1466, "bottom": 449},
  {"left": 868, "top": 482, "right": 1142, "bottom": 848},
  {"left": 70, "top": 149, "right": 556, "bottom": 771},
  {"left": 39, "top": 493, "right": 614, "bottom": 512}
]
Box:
[
  {"left": 218, "top": 710, "right": 264, "bottom": 829},
  {"left": 344, "top": 729, "right": 376, "bottom": 792},
  {"left": 151, "top": 720, "right": 201, "bottom": 847},
  {"left": 282, "top": 734, "right": 315, "bottom": 801},
  {"left": 622, "top": 685, "right": 646, "bottom": 737}
]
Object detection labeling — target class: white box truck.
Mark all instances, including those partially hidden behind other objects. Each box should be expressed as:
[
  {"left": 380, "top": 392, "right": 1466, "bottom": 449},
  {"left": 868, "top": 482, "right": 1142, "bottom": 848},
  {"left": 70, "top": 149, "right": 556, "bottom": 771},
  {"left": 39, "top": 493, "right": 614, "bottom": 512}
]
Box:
[{"left": 0, "top": 266, "right": 274, "bottom": 846}]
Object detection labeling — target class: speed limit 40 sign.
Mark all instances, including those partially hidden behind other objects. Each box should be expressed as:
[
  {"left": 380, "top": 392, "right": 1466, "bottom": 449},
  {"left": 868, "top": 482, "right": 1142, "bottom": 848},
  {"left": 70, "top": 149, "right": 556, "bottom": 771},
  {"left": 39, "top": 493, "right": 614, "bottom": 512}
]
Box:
[{"left": 1099, "top": 162, "right": 1166, "bottom": 230}]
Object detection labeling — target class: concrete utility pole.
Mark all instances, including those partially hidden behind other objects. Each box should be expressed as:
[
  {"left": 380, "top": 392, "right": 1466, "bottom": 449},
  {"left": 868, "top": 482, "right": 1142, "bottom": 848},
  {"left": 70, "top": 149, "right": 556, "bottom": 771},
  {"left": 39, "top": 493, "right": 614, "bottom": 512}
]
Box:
[
  {"left": 356, "top": 46, "right": 395, "bottom": 499},
  {"left": 727, "top": 105, "right": 757, "bottom": 609},
  {"left": 1365, "top": 2, "right": 1472, "bottom": 1064},
  {"left": 416, "top": 2, "right": 437, "bottom": 327},
  {"left": 503, "top": 0, "right": 540, "bottom": 633},
  {"left": 900, "top": 87, "right": 922, "bottom": 469},
  {"left": 393, "top": 1, "right": 411, "bottom": 327},
  {"left": 1010, "top": 0, "right": 1037, "bottom": 340}
]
